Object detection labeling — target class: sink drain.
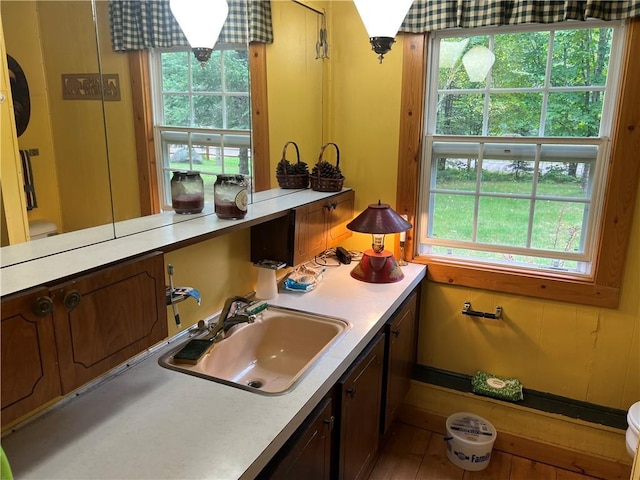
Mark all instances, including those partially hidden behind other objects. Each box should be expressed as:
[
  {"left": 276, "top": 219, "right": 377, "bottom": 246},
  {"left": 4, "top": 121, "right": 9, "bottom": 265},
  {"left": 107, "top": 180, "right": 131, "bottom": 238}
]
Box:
[{"left": 247, "top": 380, "right": 264, "bottom": 389}]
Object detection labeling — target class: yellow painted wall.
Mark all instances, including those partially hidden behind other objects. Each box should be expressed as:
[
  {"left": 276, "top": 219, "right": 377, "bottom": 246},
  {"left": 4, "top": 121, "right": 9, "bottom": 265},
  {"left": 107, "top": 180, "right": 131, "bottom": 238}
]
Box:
[
  {"left": 37, "top": 1, "right": 113, "bottom": 232},
  {"left": 266, "top": 0, "right": 325, "bottom": 184},
  {"left": 0, "top": 13, "right": 28, "bottom": 246},
  {"left": 1, "top": 0, "right": 140, "bottom": 238},
  {"left": 325, "top": 0, "right": 639, "bottom": 420},
  {"left": 325, "top": 1, "right": 404, "bottom": 254},
  {"left": 93, "top": 0, "right": 140, "bottom": 224},
  {"left": 163, "top": 230, "right": 258, "bottom": 336},
  {"left": 2, "top": 1, "right": 63, "bottom": 235}
]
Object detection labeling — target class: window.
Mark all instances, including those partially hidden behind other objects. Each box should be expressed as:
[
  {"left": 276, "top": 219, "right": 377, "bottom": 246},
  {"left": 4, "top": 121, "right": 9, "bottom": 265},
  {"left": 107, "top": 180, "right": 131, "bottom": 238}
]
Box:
[
  {"left": 150, "top": 46, "right": 252, "bottom": 210},
  {"left": 419, "top": 22, "right": 624, "bottom": 277}
]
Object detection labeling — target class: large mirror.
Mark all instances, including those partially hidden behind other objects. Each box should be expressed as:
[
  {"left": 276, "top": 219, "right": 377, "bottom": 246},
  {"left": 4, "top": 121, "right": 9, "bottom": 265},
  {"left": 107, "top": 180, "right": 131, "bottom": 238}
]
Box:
[{"left": 0, "top": 0, "right": 325, "bottom": 268}]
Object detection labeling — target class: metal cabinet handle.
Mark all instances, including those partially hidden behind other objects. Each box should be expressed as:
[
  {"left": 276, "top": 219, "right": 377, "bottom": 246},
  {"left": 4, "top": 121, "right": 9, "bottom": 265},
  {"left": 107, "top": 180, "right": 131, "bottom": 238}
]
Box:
[
  {"left": 324, "top": 201, "right": 338, "bottom": 211},
  {"left": 323, "top": 415, "right": 335, "bottom": 432},
  {"left": 346, "top": 386, "right": 356, "bottom": 398},
  {"left": 63, "top": 290, "right": 82, "bottom": 311},
  {"left": 33, "top": 296, "right": 54, "bottom": 317},
  {"left": 391, "top": 328, "right": 400, "bottom": 338}
]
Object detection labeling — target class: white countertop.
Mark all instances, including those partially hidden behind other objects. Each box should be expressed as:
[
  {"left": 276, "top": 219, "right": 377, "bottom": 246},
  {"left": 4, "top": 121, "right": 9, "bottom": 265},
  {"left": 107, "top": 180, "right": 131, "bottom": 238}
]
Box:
[
  {"left": 1, "top": 189, "right": 344, "bottom": 297},
  {"left": 1, "top": 262, "right": 426, "bottom": 480}
]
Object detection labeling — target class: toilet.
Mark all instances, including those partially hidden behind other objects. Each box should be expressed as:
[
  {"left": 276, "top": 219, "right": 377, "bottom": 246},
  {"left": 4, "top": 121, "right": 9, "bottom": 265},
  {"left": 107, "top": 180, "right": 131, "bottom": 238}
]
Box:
[
  {"left": 29, "top": 220, "right": 58, "bottom": 240},
  {"left": 627, "top": 401, "right": 640, "bottom": 458}
]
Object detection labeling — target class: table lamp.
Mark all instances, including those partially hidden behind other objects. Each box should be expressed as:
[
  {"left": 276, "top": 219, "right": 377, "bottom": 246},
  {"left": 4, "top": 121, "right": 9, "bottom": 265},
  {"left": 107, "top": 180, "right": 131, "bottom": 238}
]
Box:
[{"left": 346, "top": 201, "right": 412, "bottom": 283}]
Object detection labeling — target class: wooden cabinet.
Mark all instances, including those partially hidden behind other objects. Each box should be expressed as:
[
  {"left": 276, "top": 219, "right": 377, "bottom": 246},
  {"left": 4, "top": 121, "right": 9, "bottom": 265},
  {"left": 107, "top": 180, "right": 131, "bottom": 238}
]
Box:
[
  {"left": 1, "top": 252, "right": 167, "bottom": 427},
  {"left": 51, "top": 252, "right": 167, "bottom": 393},
  {"left": 294, "top": 190, "right": 354, "bottom": 265},
  {"left": 381, "top": 290, "right": 418, "bottom": 435},
  {"left": 1, "top": 288, "right": 62, "bottom": 426},
  {"left": 251, "top": 190, "right": 354, "bottom": 266},
  {"left": 259, "top": 395, "right": 335, "bottom": 480},
  {"left": 338, "top": 333, "right": 385, "bottom": 480},
  {"left": 258, "top": 285, "right": 421, "bottom": 480}
]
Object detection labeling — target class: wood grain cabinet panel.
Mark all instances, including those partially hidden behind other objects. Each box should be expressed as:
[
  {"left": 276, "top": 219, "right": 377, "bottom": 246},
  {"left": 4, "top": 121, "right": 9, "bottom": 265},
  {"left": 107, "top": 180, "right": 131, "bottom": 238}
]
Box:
[
  {"left": 259, "top": 395, "right": 335, "bottom": 480},
  {"left": 251, "top": 190, "right": 354, "bottom": 267},
  {"left": 338, "top": 333, "right": 385, "bottom": 480},
  {"left": 2, "top": 253, "right": 168, "bottom": 427},
  {"left": 1, "top": 288, "right": 62, "bottom": 426},
  {"left": 52, "top": 252, "right": 167, "bottom": 393},
  {"left": 296, "top": 190, "right": 354, "bottom": 264},
  {"left": 382, "top": 291, "right": 418, "bottom": 435}
]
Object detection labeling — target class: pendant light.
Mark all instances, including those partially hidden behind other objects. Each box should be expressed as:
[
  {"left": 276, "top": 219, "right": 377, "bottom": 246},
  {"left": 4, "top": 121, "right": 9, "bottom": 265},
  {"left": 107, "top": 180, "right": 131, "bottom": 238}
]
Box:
[
  {"left": 462, "top": 46, "right": 496, "bottom": 82},
  {"left": 170, "top": 0, "right": 229, "bottom": 67},
  {"left": 353, "top": 0, "right": 414, "bottom": 63}
]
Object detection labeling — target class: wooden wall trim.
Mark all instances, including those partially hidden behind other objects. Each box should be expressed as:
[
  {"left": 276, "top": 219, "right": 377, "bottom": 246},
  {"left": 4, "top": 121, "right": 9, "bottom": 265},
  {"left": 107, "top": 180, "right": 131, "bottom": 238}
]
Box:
[
  {"left": 249, "top": 43, "right": 271, "bottom": 193},
  {"left": 594, "top": 17, "right": 640, "bottom": 289},
  {"left": 396, "top": 21, "right": 640, "bottom": 308},
  {"left": 395, "top": 34, "right": 427, "bottom": 262},
  {"left": 128, "top": 51, "right": 159, "bottom": 215}
]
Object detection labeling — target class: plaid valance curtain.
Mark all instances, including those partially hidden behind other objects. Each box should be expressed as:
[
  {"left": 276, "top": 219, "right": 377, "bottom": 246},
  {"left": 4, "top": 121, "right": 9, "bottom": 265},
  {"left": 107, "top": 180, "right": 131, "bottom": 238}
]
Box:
[
  {"left": 399, "top": 0, "right": 640, "bottom": 32},
  {"left": 109, "top": 0, "right": 273, "bottom": 52}
]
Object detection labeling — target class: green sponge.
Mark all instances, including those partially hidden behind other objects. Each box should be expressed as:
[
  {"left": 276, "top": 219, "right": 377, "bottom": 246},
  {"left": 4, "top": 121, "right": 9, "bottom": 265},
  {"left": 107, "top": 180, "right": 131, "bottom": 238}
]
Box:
[{"left": 472, "top": 371, "right": 523, "bottom": 402}]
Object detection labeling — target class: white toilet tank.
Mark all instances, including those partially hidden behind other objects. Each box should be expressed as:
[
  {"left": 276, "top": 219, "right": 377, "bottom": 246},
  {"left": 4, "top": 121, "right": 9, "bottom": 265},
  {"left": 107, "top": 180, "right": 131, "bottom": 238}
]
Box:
[{"left": 29, "top": 220, "right": 58, "bottom": 240}]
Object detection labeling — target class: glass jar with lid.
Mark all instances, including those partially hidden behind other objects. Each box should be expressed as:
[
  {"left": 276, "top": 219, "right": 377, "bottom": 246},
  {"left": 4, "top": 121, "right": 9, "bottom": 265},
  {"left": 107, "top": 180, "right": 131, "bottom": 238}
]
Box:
[
  {"left": 171, "top": 171, "right": 204, "bottom": 214},
  {"left": 214, "top": 174, "right": 248, "bottom": 219}
]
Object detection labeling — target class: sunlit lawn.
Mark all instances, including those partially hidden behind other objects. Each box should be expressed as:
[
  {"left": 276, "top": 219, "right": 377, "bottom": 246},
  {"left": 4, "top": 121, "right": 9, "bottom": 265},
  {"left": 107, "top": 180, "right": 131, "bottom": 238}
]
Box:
[
  {"left": 168, "top": 156, "right": 251, "bottom": 196},
  {"left": 432, "top": 179, "right": 586, "bottom": 252}
]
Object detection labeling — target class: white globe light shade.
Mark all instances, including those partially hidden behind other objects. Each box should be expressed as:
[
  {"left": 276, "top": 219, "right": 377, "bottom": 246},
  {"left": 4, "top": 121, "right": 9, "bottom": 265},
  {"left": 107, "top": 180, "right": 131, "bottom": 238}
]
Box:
[
  {"left": 462, "top": 46, "right": 496, "bottom": 82},
  {"left": 353, "top": 0, "right": 414, "bottom": 38},
  {"left": 170, "top": 0, "right": 229, "bottom": 49}
]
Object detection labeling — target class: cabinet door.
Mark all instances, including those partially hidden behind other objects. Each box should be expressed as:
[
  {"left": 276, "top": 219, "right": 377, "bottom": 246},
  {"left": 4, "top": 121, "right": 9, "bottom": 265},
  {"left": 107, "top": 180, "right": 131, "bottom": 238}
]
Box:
[
  {"left": 1, "top": 288, "right": 62, "bottom": 427},
  {"left": 382, "top": 291, "right": 418, "bottom": 434},
  {"left": 294, "top": 200, "right": 329, "bottom": 264},
  {"left": 326, "top": 190, "right": 354, "bottom": 248},
  {"left": 264, "top": 396, "right": 334, "bottom": 480},
  {"left": 51, "top": 252, "right": 168, "bottom": 393},
  {"left": 339, "top": 333, "right": 385, "bottom": 480}
]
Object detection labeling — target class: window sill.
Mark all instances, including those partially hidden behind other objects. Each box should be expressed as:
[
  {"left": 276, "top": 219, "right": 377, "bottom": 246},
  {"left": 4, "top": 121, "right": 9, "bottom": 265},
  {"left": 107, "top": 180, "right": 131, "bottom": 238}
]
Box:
[{"left": 413, "top": 255, "right": 619, "bottom": 308}]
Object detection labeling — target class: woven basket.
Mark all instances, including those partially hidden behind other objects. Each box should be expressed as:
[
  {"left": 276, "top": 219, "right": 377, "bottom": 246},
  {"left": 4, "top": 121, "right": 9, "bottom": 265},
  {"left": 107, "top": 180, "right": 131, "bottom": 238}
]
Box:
[
  {"left": 310, "top": 142, "right": 344, "bottom": 192},
  {"left": 276, "top": 141, "right": 309, "bottom": 189}
]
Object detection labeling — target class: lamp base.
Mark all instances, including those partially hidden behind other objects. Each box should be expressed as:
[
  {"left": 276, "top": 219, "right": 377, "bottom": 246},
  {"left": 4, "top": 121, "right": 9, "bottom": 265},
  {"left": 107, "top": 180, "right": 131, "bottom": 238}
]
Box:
[{"left": 350, "top": 249, "right": 405, "bottom": 283}]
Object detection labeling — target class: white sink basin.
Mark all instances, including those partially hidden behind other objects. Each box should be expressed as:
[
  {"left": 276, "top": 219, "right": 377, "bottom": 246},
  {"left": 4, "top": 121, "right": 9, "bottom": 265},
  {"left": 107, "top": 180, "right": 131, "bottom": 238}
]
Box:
[{"left": 158, "top": 305, "right": 350, "bottom": 394}]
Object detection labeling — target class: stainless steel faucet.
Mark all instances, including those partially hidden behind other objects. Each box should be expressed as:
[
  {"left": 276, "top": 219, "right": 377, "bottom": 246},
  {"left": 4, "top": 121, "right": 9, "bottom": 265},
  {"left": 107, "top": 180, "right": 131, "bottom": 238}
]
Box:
[{"left": 208, "top": 296, "right": 255, "bottom": 341}]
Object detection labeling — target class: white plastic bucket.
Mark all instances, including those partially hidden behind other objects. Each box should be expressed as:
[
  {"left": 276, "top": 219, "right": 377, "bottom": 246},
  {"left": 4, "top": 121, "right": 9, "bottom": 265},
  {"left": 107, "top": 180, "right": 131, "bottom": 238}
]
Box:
[
  {"left": 626, "top": 401, "right": 640, "bottom": 458},
  {"left": 445, "top": 412, "right": 497, "bottom": 471}
]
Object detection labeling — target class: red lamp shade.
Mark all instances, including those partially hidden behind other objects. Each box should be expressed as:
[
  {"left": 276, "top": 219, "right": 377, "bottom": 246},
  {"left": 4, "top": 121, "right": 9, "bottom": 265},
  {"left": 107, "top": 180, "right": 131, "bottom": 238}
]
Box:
[{"left": 346, "top": 201, "right": 412, "bottom": 283}]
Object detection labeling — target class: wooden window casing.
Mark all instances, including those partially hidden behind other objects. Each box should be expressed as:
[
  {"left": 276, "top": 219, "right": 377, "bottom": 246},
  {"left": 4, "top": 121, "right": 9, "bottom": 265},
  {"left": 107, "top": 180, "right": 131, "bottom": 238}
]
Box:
[
  {"left": 129, "top": 43, "right": 270, "bottom": 217},
  {"left": 396, "top": 20, "right": 640, "bottom": 308}
]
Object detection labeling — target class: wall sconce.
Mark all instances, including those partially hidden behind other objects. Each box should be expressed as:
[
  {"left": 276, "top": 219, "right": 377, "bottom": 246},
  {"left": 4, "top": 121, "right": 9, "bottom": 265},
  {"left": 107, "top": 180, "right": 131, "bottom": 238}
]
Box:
[
  {"left": 353, "top": 0, "right": 414, "bottom": 63},
  {"left": 170, "top": 0, "right": 229, "bottom": 67},
  {"left": 346, "top": 201, "right": 412, "bottom": 283},
  {"left": 462, "top": 46, "right": 495, "bottom": 82}
]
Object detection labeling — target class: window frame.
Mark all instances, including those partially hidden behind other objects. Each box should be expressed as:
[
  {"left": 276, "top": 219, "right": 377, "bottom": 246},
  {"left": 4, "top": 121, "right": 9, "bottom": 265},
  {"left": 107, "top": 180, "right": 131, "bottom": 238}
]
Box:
[
  {"left": 395, "top": 19, "right": 640, "bottom": 308},
  {"left": 127, "top": 43, "right": 270, "bottom": 217},
  {"left": 149, "top": 46, "right": 253, "bottom": 210}
]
